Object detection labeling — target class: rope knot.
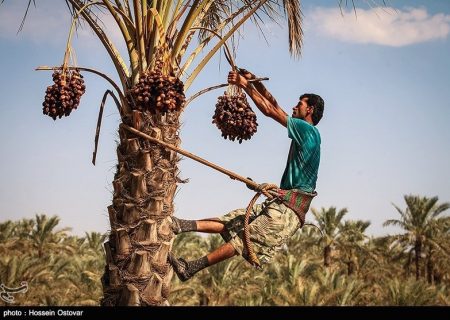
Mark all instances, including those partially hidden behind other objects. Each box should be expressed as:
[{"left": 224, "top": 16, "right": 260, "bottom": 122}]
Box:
[
  {"left": 255, "top": 183, "right": 269, "bottom": 192},
  {"left": 256, "top": 183, "right": 279, "bottom": 199}
]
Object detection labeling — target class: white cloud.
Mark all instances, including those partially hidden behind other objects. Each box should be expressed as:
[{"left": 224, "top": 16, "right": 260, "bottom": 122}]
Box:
[{"left": 307, "top": 6, "right": 450, "bottom": 47}]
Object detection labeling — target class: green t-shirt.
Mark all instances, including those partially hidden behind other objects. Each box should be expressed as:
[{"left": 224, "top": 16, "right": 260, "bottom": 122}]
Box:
[{"left": 280, "top": 116, "right": 321, "bottom": 193}]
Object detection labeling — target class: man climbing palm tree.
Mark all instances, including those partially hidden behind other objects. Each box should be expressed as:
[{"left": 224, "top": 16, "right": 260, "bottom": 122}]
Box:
[{"left": 168, "top": 69, "right": 325, "bottom": 281}]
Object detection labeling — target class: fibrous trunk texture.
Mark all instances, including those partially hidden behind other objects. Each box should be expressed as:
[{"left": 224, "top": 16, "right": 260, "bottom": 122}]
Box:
[
  {"left": 415, "top": 240, "right": 422, "bottom": 280},
  {"left": 426, "top": 247, "right": 434, "bottom": 285},
  {"left": 101, "top": 109, "right": 181, "bottom": 306}
]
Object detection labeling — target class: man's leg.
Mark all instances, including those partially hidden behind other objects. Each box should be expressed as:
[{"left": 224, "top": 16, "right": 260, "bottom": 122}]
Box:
[
  {"left": 169, "top": 243, "right": 237, "bottom": 282},
  {"left": 206, "top": 242, "right": 237, "bottom": 265},
  {"left": 197, "top": 219, "right": 226, "bottom": 233},
  {"left": 171, "top": 217, "right": 225, "bottom": 234}
]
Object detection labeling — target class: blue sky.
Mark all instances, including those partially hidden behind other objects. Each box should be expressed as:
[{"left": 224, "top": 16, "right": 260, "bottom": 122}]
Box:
[{"left": 0, "top": 0, "right": 449, "bottom": 236}]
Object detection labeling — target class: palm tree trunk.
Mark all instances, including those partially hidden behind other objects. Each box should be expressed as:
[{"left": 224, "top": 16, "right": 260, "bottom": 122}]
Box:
[
  {"left": 199, "top": 292, "right": 209, "bottom": 306},
  {"left": 324, "top": 245, "right": 331, "bottom": 267},
  {"left": 434, "top": 271, "right": 442, "bottom": 284},
  {"left": 346, "top": 249, "right": 357, "bottom": 276},
  {"left": 414, "top": 239, "right": 422, "bottom": 280},
  {"left": 426, "top": 246, "right": 434, "bottom": 285},
  {"left": 405, "top": 250, "right": 413, "bottom": 277},
  {"left": 101, "top": 108, "right": 181, "bottom": 306},
  {"left": 347, "top": 260, "right": 356, "bottom": 276}
]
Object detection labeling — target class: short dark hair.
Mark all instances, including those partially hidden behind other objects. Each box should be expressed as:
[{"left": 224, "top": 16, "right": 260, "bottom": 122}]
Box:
[{"left": 300, "top": 93, "right": 324, "bottom": 125}]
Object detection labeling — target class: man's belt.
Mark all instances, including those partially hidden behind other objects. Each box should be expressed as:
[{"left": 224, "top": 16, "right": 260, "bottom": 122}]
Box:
[{"left": 276, "top": 189, "right": 317, "bottom": 226}]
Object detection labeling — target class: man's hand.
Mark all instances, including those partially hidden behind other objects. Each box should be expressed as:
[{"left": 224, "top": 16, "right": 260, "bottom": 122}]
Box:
[
  {"left": 238, "top": 68, "right": 256, "bottom": 80},
  {"left": 228, "top": 71, "right": 248, "bottom": 88},
  {"left": 245, "top": 177, "right": 257, "bottom": 191}
]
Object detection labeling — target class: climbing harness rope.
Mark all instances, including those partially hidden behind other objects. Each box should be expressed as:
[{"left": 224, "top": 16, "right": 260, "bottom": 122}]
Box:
[
  {"left": 121, "top": 124, "right": 317, "bottom": 268},
  {"left": 243, "top": 183, "right": 278, "bottom": 267}
]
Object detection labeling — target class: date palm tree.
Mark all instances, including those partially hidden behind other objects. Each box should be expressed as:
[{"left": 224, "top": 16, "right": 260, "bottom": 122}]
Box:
[
  {"left": 383, "top": 195, "right": 449, "bottom": 280},
  {"left": 29, "top": 214, "right": 71, "bottom": 258},
  {"left": 312, "top": 207, "right": 348, "bottom": 267},
  {"left": 337, "top": 219, "right": 370, "bottom": 275},
  {"left": 423, "top": 217, "right": 450, "bottom": 284},
  {"left": 0, "top": 221, "right": 18, "bottom": 255}
]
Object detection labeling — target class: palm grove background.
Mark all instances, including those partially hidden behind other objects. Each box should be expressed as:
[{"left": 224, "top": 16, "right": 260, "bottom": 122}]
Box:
[{"left": 1, "top": 195, "right": 449, "bottom": 305}]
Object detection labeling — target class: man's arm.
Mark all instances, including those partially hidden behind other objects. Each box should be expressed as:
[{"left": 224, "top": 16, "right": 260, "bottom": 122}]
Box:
[{"left": 228, "top": 71, "right": 288, "bottom": 127}]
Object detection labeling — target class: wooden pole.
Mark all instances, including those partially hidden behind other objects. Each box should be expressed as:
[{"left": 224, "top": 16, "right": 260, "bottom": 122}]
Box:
[{"left": 120, "top": 124, "right": 262, "bottom": 191}]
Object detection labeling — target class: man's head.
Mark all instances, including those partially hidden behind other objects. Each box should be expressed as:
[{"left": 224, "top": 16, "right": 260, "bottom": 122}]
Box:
[{"left": 292, "top": 93, "right": 324, "bottom": 125}]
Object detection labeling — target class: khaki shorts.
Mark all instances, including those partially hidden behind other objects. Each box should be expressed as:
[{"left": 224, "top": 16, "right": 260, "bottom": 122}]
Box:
[{"left": 218, "top": 199, "right": 301, "bottom": 266}]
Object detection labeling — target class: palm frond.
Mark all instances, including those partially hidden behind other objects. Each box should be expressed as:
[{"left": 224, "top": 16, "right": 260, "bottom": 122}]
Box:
[
  {"left": 18, "top": 0, "right": 36, "bottom": 33},
  {"left": 383, "top": 219, "right": 405, "bottom": 228},
  {"left": 282, "top": 0, "right": 303, "bottom": 58},
  {"left": 197, "top": 0, "right": 231, "bottom": 41}
]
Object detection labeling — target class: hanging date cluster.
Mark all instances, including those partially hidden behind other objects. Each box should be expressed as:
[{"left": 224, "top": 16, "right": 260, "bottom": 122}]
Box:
[
  {"left": 130, "top": 58, "right": 185, "bottom": 113},
  {"left": 42, "top": 68, "right": 86, "bottom": 120},
  {"left": 212, "top": 87, "right": 258, "bottom": 143}
]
